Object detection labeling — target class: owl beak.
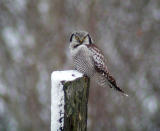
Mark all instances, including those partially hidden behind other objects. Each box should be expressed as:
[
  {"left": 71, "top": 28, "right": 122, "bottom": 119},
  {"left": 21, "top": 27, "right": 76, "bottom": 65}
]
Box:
[
  {"left": 79, "top": 40, "right": 83, "bottom": 44},
  {"left": 80, "top": 35, "right": 87, "bottom": 44}
]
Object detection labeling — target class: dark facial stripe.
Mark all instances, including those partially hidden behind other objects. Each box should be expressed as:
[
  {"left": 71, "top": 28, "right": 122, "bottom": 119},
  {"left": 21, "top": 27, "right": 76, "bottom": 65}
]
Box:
[
  {"left": 87, "top": 34, "right": 92, "bottom": 44},
  {"left": 73, "top": 43, "right": 81, "bottom": 48},
  {"left": 70, "top": 33, "right": 74, "bottom": 42}
]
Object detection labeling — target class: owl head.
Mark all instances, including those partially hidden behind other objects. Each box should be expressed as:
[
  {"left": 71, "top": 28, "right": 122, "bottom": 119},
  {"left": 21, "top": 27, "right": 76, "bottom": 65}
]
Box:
[{"left": 70, "top": 31, "right": 93, "bottom": 49}]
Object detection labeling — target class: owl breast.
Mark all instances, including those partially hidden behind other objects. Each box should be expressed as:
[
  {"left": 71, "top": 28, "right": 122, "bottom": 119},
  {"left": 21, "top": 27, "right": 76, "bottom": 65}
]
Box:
[{"left": 72, "top": 45, "right": 95, "bottom": 77}]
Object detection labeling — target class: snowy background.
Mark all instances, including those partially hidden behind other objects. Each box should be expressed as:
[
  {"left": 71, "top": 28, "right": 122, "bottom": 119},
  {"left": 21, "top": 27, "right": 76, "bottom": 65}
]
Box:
[{"left": 0, "top": 0, "right": 160, "bottom": 131}]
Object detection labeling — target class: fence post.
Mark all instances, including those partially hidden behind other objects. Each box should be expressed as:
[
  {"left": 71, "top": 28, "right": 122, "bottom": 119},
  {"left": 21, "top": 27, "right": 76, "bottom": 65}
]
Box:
[{"left": 51, "top": 70, "right": 90, "bottom": 131}]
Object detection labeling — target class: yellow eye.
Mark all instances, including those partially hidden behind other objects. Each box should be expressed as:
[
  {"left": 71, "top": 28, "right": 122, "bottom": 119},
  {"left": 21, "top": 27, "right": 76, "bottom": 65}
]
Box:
[
  {"left": 75, "top": 36, "right": 79, "bottom": 41},
  {"left": 82, "top": 35, "right": 87, "bottom": 42}
]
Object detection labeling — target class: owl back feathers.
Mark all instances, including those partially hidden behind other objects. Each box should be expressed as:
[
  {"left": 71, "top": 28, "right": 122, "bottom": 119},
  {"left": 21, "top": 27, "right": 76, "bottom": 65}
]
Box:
[{"left": 86, "top": 44, "right": 128, "bottom": 96}]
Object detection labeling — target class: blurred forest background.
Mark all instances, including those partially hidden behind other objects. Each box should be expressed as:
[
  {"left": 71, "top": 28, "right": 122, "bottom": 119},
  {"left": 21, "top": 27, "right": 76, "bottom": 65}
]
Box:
[{"left": 0, "top": 0, "right": 160, "bottom": 131}]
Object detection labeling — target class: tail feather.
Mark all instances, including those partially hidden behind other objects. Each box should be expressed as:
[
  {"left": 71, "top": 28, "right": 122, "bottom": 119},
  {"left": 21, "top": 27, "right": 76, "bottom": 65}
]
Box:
[
  {"left": 108, "top": 83, "right": 128, "bottom": 96},
  {"left": 94, "top": 71, "right": 128, "bottom": 96},
  {"left": 107, "top": 73, "right": 128, "bottom": 96}
]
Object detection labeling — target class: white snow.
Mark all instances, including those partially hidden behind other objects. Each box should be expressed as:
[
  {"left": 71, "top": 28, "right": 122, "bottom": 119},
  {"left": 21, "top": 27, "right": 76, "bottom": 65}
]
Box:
[{"left": 51, "top": 70, "right": 83, "bottom": 131}]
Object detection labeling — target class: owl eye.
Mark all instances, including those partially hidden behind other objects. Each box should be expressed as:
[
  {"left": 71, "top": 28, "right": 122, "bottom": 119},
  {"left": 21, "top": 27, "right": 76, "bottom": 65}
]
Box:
[
  {"left": 70, "top": 33, "right": 74, "bottom": 42},
  {"left": 75, "top": 36, "right": 79, "bottom": 41}
]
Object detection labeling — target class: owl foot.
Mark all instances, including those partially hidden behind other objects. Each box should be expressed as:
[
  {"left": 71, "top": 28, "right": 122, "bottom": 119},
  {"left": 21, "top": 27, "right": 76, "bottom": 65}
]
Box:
[{"left": 83, "top": 74, "right": 89, "bottom": 78}]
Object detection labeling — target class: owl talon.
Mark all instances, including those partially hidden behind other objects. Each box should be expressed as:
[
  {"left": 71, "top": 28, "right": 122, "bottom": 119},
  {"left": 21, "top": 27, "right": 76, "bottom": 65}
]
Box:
[{"left": 83, "top": 74, "right": 89, "bottom": 78}]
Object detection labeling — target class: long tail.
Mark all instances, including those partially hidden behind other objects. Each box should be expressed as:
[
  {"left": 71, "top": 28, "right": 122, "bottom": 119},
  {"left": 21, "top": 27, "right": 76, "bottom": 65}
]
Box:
[
  {"left": 95, "top": 65, "right": 128, "bottom": 96},
  {"left": 107, "top": 73, "right": 128, "bottom": 96}
]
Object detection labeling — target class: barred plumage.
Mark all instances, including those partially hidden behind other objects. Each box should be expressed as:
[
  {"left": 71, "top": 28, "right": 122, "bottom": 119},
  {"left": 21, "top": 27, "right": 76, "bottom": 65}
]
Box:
[
  {"left": 69, "top": 31, "right": 128, "bottom": 96},
  {"left": 73, "top": 45, "right": 94, "bottom": 76}
]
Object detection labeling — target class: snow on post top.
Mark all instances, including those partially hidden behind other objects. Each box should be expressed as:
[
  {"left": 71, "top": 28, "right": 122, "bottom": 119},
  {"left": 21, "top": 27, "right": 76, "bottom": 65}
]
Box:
[
  {"left": 51, "top": 70, "right": 83, "bottom": 131},
  {"left": 51, "top": 70, "right": 83, "bottom": 82}
]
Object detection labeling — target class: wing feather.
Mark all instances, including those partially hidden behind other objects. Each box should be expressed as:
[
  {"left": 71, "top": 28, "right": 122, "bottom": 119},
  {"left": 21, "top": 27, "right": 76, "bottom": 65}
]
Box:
[{"left": 86, "top": 44, "right": 128, "bottom": 96}]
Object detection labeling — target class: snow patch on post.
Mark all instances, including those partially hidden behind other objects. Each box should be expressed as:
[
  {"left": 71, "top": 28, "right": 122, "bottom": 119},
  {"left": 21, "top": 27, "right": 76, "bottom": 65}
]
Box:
[{"left": 51, "top": 70, "right": 83, "bottom": 131}]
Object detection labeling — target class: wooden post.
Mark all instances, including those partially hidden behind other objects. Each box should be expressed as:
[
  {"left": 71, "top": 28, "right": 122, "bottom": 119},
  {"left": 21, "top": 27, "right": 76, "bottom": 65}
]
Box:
[{"left": 51, "top": 70, "right": 90, "bottom": 131}]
